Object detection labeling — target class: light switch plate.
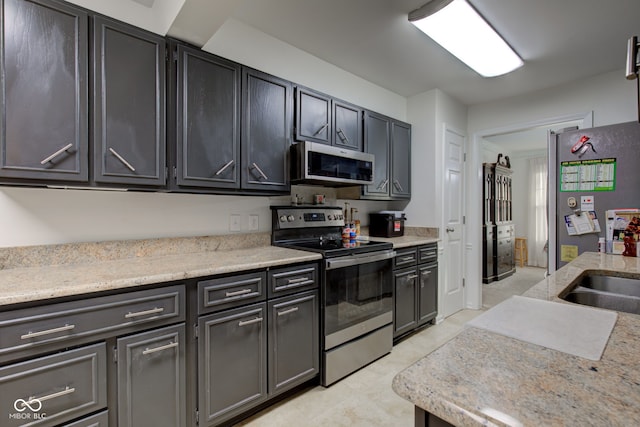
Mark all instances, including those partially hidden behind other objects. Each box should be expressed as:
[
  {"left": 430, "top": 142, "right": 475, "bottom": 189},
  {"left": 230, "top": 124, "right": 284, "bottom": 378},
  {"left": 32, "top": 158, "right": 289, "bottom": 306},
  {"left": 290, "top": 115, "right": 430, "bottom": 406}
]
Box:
[
  {"left": 249, "top": 214, "right": 259, "bottom": 231},
  {"left": 229, "top": 214, "right": 241, "bottom": 232}
]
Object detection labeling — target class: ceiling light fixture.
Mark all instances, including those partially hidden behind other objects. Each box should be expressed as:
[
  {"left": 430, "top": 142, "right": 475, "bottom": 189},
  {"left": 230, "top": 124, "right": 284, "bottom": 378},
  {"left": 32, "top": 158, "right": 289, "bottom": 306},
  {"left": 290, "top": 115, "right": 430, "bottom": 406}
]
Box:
[{"left": 409, "top": 0, "right": 523, "bottom": 77}]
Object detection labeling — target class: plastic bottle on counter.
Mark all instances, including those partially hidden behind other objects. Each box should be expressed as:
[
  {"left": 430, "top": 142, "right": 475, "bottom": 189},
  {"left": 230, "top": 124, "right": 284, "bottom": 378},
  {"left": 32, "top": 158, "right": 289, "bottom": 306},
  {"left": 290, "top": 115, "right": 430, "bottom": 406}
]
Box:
[{"left": 598, "top": 237, "right": 606, "bottom": 253}]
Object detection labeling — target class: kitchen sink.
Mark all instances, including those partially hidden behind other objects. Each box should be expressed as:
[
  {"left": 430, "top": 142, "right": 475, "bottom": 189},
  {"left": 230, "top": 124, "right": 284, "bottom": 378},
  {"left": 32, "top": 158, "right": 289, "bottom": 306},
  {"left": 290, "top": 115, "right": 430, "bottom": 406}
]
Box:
[{"left": 561, "top": 272, "right": 640, "bottom": 315}]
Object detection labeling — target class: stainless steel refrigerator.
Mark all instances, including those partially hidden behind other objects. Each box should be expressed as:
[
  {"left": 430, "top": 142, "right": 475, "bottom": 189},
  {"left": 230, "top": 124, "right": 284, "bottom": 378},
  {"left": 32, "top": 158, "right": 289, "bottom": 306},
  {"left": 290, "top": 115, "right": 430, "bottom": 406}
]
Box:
[{"left": 550, "top": 121, "right": 640, "bottom": 270}]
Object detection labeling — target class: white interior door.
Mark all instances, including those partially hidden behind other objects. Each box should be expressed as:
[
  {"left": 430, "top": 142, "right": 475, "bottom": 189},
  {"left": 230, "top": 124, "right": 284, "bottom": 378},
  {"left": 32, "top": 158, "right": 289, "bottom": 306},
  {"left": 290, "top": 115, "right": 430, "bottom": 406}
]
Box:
[{"left": 442, "top": 127, "right": 465, "bottom": 318}]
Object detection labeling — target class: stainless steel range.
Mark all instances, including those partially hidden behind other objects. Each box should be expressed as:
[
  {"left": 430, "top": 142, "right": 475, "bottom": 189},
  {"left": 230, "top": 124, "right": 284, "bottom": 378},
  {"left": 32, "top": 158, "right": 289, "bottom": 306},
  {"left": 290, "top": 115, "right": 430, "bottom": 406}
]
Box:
[{"left": 271, "top": 205, "right": 395, "bottom": 386}]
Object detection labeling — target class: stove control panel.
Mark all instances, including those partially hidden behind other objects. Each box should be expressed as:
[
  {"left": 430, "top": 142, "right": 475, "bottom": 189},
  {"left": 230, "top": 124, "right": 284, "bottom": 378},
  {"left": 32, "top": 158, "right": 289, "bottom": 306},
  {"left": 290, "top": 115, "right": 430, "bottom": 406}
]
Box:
[{"left": 272, "top": 207, "right": 345, "bottom": 229}]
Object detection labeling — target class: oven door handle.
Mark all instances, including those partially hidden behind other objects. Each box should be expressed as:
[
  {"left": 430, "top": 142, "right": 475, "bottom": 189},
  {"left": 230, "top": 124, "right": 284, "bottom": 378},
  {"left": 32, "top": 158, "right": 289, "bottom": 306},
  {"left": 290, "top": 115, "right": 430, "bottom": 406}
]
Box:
[{"left": 325, "top": 250, "right": 396, "bottom": 270}]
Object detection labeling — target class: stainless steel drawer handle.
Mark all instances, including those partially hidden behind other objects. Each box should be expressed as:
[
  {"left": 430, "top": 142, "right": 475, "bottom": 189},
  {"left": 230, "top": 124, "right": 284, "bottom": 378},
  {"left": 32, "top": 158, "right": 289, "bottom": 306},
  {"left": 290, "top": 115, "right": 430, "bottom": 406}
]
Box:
[
  {"left": 238, "top": 317, "right": 263, "bottom": 327},
  {"left": 125, "top": 307, "right": 164, "bottom": 319},
  {"left": 20, "top": 386, "right": 76, "bottom": 409},
  {"left": 214, "top": 159, "right": 235, "bottom": 176},
  {"left": 109, "top": 147, "right": 136, "bottom": 172},
  {"left": 400, "top": 256, "right": 415, "bottom": 262},
  {"left": 287, "top": 277, "right": 310, "bottom": 284},
  {"left": 424, "top": 251, "right": 437, "bottom": 256},
  {"left": 314, "top": 123, "right": 329, "bottom": 136},
  {"left": 277, "top": 307, "right": 299, "bottom": 317},
  {"left": 393, "top": 180, "right": 404, "bottom": 192},
  {"left": 142, "top": 341, "right": 179, "bottom": 355},
  {"left": 40, "top": 143, "right": 74, "bottom": 164},
  {"left": 251, "top": 162, "right": 269, "bottom": 180},
  {"left": 21, "top": 324, "right": 76, "bottom": 340},
  {"left": 225, "top": 289, "right": 252, "bottom": 297}
]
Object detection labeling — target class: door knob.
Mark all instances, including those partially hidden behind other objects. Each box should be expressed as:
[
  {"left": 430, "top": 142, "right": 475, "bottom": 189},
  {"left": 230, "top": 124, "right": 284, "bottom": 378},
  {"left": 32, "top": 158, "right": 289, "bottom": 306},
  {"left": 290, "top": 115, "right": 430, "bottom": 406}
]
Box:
[{"left": 446, "top": 227, "right": 454, "bottom": 233}]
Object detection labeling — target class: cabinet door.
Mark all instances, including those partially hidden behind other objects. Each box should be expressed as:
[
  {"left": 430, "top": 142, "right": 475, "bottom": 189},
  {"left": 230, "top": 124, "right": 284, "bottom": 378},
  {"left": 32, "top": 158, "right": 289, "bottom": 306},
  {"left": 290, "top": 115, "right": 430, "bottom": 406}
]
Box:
[
  {"left": 418, "top": 264, "right": 438, "bottom": 325},
  {"left": 117, "top": 324, "right": 186, "bottom": 427},
  {"left": 0, "top": 0, "right": 88, "bottom": 182},
  {"left": 175, "top": 45, "right": 240, "bottom": 189},
  {"left": 198, "top": 303, "right": 267, "bottom": 426},
  {"left": 393, "top": 267, "right": 418, "bottom": 338},
  {"left": 241, "top": 68, "right": 291, "bottom": 192},
  {"left": 333, "top": 99, "right": 362, "bottom": 151},
  {"left": 391, "top": 120, "right": 411, "bottom": 199},
  {"left": 295, "top": 87, "right": 331, "bottom": 144},
  {"left": 363, "top": 111, "right": 390, "bottom": 197},
  {"left": 93, "top": 16, "right": 165, "bottom": 186},
  {"left": 268, "top": 291, "right": 319, "bottom": 396}
]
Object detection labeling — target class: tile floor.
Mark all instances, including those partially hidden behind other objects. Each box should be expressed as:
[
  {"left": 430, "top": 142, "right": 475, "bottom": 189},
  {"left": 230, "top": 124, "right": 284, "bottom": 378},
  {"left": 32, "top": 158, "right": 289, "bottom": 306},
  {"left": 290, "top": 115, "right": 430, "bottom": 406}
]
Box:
[{"left": 237, "top": 266, "right": 547, "bottom": 427}]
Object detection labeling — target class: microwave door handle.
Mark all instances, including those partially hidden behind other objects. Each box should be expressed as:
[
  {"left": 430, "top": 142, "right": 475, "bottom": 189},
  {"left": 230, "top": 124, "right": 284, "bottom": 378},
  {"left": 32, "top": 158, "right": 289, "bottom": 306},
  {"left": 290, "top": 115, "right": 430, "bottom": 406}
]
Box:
[{"left": 325, "top": 250, "right": 396, "bottom": 270}]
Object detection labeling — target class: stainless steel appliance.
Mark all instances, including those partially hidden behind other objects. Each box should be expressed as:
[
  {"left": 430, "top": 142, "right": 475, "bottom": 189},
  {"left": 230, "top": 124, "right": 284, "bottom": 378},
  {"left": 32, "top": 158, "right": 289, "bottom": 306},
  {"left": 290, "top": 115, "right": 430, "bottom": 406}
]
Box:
[
  {"left": 290, "top": 141, "right": 374, "bottom": 186},
  {"left": 271, "top": 206, "right": 395, "bottom": 386}
]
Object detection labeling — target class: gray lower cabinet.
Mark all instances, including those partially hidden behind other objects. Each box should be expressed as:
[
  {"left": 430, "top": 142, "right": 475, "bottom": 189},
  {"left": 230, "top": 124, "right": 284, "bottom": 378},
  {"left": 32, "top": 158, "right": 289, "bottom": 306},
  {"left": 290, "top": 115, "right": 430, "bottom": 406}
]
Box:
[
  {"left": 198, "top": 302, "right": 268, "bottom": 426},
  {"left": 0, "top": 343, "right": 107, "bottom": 427},
  {"left": 117, "top": 324, "right": 186, "bottom": 427},
  {"left": 92, "top": 16, "right": 166, "bottom": 186},
  {"left": 0, "top": 0, "right": 89, "bottom": 182},
  {"left": 241, "top": 68, "right": 291, "bottom": 192},
  {"left": 268, "top": 291, "right": 319, "bottom": 396},
  {"left": 393, "top": 244, "right": 438, "bottom": 340}
]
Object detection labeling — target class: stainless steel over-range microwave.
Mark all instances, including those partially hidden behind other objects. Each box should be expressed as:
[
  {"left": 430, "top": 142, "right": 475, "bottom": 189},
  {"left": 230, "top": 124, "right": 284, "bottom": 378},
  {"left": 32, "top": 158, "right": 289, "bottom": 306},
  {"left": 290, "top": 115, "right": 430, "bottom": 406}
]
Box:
[{"left": 290, "top": 141, "right": 374, "bottom": 186}]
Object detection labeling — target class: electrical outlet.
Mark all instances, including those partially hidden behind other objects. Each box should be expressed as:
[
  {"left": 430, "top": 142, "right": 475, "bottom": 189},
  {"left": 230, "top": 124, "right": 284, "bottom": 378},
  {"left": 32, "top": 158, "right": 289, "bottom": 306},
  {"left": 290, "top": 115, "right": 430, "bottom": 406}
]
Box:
[
  {"left": 229, "top": 214, "right": 241, "bottom": 232},
  {"left": 249, "top": 214, "right": 259, "bottom": 231}
]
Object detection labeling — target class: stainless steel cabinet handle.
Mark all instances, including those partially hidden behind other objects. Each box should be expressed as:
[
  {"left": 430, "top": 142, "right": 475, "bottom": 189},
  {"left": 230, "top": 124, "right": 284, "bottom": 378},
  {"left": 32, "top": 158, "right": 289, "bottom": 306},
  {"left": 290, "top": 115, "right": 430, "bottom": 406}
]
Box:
[
  {"left": 314, "top": 123, "right": 329, "bottom": 136},
  {"left": 376, "top": 178, "right": 389, "bottom": 190},
  {"left": 424, "top": 251, "right": 437, "bottom": 257},
  {"left": 251, "top": 162, "right": 269, "bottom": 180},
  {"left": 400, "top": 256, "right": 415, "bottom": 262},
  {"left": 214, "top": 159, "right": 235, "bottom": 176},
  {"left": 20, "top": 386, "right": 76, "bottom": 408},
  {"left": 21, "top": 324, "right": 75, "bottom": 340},
  {"left": 393, "top": 180, "right": 404, "bottom": 192},
  {"left": 40, "top": 143, "right": 73, "bottom": 164},
  {"left": 225, "top": 289, "right": 252, "bottom": 297},
  {"left": 238, "top": 317, "right": 263, "bottom": 327},
  {"left": 287, "top": 277, "right": 310, "bottom": 284},
  {"left": 422, "top": 270, "right": 432, "bottom": 275},
  {"left": 277, "top": 307, "right": 299, "bottom": 317},
  {"left": 446, "top": 227, "right": 455, "bottom": 233},
  {"left": 407, "top": 274, "right": 419, "bottom": 280},
  {"left": 109, "top": 147, "right": 136, "bottom": 172},
  {"left": 337, "top": 128, "right": 350, "bottom": 145},
  {"left": 142, "top": 341, "right": 179, "bottom": 355},
  {"left": 125, "top": 307, "right": 164, "bottom": 319}
]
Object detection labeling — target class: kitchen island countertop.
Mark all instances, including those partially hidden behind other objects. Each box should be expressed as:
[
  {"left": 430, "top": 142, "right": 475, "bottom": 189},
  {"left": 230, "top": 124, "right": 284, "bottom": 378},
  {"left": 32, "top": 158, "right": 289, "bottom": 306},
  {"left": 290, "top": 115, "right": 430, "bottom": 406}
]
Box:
[{"left": 392, "top": 252, "right": 640, "bottom": 426}]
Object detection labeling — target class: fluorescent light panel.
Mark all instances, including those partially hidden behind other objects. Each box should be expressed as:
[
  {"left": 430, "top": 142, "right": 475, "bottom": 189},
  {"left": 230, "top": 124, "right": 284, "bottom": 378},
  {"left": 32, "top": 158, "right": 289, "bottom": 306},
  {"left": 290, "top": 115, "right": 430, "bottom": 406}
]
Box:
[{"left": 409, "top": 0, "right": 523, "bottom": 77}]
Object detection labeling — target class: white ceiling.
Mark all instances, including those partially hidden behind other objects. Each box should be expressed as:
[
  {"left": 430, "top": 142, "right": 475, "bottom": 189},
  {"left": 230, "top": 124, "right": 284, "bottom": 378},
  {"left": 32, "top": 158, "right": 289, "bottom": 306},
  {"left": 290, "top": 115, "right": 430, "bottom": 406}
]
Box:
[{"left": 70, "top": 0, "right": 640, "bottom": 106}]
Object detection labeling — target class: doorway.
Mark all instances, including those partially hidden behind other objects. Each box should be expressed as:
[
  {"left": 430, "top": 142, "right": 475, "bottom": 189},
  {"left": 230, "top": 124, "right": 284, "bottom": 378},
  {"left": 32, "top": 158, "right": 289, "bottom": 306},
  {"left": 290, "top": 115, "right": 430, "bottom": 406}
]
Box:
[{"left": 465, "top": 112, "right": 594, "bottom": 309}]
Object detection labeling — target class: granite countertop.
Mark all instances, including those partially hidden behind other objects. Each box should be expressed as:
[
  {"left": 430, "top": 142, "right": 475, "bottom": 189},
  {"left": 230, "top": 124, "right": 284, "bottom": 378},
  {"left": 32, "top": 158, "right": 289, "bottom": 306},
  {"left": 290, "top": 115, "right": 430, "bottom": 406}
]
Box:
[
  {"left": 392, "top": 252, "right": 640, "bottom": 426},
  {"left": 0, "top": 230, "right": 438, "bottom": 308}
]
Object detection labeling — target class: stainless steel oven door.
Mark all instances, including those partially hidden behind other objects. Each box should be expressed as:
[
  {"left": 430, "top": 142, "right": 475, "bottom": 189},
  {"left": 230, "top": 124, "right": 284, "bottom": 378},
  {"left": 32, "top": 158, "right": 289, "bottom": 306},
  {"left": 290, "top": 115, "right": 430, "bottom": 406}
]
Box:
[{"left": 323, "top": 250, "right": 395, "bottom": 350}]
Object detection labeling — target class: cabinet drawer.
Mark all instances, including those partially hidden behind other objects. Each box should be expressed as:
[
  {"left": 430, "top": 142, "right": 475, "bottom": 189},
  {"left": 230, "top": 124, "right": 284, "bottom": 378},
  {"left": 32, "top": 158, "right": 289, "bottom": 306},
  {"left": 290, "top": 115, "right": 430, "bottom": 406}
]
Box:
[
  {"left": 62, "top": 410, "right": 109, "bottom": 427},
  {"left": 418, "top": 244, "right": 437, "bottom": 264},
  {"left": 394, "top": 248, "right": 417, "bottom": 268},
  {"left": 198, "top": 271, "right": 266, "bottom": 314},
  {"left": 0, "top": 285, "right": 185, "bottom": 363},
  {"left": 0, "top": 343, "right": 107, "bottom": 427},
  {"left": 267, "top": 263, "right": 318, "bottom": 298}
]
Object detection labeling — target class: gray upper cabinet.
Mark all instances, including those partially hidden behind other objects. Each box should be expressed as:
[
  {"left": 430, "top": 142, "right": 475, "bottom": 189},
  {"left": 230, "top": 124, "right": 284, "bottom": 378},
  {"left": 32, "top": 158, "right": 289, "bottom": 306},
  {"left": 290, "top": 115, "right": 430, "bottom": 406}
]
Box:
[
  {"left": 173, "top": 43, "right": 240, "bottom": 190},
  {"left": 93, "top": 16, "right": 166, "bottom": 186},
  {"left": 363, "top": 111, "right": 391, "bottom": 197},
  {"left": 0, "top": 0, "right": 88, "bottom": 182},
  {"left": 333, "top": 99, "right": 362, "bottom": 151},
  {"left": 241, "top": 68, "right": 291, "bottom": 192},
  {"left": 391, "top": 120, "right": 411, "bottom": 198},
  {"left": 295, "top": 87, "right": 363, "bottom": 151},
  {"left": 363, "top": 110, "right": 411, "bottom": 200},
  {"left": 295, "top": 87, "right": 331, "bottom": 144}
]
